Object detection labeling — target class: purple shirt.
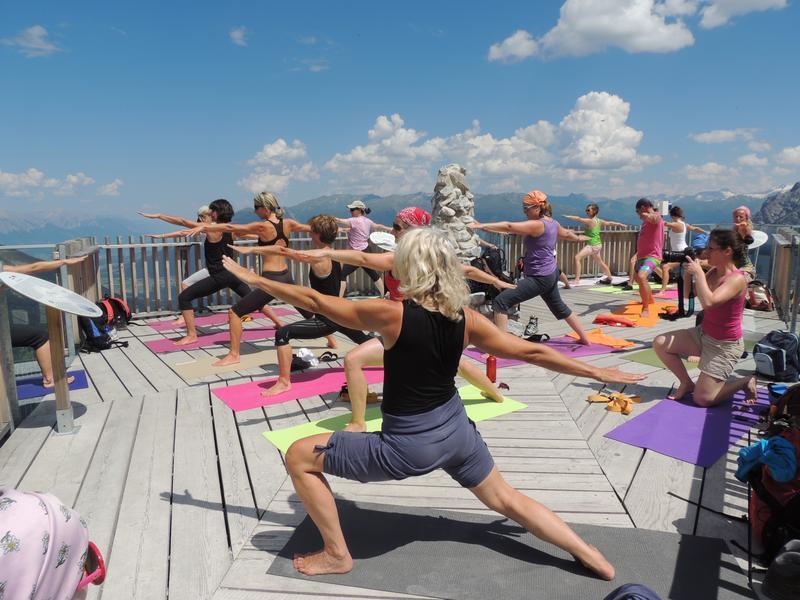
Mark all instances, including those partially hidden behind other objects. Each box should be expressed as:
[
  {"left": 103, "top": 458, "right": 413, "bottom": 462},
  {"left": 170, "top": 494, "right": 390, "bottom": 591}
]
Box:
[
  {"left": 523, "top": 219, "right": 558, "bottom": 276},
  {"left": 344, "top": 216, "right": 375, "bottom": 251}
]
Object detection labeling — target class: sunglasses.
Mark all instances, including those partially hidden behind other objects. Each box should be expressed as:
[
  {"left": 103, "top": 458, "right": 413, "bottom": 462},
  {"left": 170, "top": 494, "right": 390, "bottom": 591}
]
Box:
[
  {"left": 392, "top": 223, "right": 403, "bottom": 231},
  {"left": 522, "top": 204, "right": 540, "bottom": 212},
  {"left": 77, "top": 541, "right": 106, "bottom": 590}
]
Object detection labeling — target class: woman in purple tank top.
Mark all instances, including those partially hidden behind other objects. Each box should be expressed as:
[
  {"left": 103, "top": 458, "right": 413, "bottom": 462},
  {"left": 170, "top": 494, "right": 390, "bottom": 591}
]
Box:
[
  {"left": 469, "top": 190, "right": 590, "bottom": 344},
  {"left": 653, "top": 229, "right": 755, "bottom": 407}
]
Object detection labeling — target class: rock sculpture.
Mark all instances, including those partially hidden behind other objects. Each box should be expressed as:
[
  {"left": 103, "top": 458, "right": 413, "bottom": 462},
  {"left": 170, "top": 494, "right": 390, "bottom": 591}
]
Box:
[{"left": 430, "top": 164, "right": 482, "bottom": 263}]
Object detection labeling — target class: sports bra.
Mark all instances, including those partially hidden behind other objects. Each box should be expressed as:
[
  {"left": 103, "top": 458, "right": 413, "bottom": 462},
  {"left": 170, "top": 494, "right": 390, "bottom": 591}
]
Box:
[{"left": 260, "top": 218, "right": 289, "bottom": 247}]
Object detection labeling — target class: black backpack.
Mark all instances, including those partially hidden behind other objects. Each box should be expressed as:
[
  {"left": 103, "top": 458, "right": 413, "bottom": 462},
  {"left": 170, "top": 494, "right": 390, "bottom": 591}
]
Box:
[
  {"left": 750, "top": 467, "right": 800, "bottom": 563},
  {"left": 98, "top": 296, "right": 131, "bottom": 330},
  {"left": 78, "top": 314, "right": 128, "bottom": 353},
  {"left": 754, "top": 331, "right": 800, "bottom": 382}
]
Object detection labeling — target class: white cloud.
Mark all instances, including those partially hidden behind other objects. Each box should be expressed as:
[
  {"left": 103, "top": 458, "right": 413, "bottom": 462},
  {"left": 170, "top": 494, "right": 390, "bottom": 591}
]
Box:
[
  {"left": 1, "top": 25, "right": 62, "bottom": 58},
  {"left": 700, "top": 0, "right": 788, "bottom": 29},
  {"left": 689, "top": 128, "right": 756, "bottom": 143},
  {"left": 748, "top": 140, "right": 771, "bottom": 152},
  {"left": 321, "top": 91, "right": 657, "bottom": 193},
  {"left": 0, "top": 168, "right": 95, "bottom": 197},
  {"left": 488, "top": 30, "right": 539, "bottom": 63},
  {"left": 680, "top": 161, "right": 740, "bottom": 183},
  {"left": 539, "top": 0, "right": 695, "bottom": 57},
  {"left": 98, "top": 178, "right": 124, "bottom": 196},
  {"left": 229, "top": 26, "right": 248, "bottom": 47},
  {"left": 776, "top": 145, "right": 800, "bottom": 165},
  {"left": 239, "top": 138, "right": 319, "bottom": 194},
  {"left": 737, "top": 153, "right": 768, "bottom": 167}
]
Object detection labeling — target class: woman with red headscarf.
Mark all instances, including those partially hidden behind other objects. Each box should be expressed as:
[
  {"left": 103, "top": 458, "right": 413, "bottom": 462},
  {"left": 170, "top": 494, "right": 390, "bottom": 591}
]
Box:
[{"left": 287, "top": 206, "right": 515, "bottom": 432}]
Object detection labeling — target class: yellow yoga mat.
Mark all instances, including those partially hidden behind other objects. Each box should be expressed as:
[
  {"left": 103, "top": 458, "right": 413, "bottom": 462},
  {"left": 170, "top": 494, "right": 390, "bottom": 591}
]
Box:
[
  {"left": 262, "top": 385, "right": 527, "bottom": 454},
  {"left": 171, "top": 339, "right": 355, "bottom": 379}
]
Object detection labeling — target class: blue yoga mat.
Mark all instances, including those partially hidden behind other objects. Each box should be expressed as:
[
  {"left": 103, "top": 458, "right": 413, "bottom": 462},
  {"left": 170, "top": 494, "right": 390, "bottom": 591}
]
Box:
[{"left": 16, "top": 370, "right": 89, "bottom": 400}]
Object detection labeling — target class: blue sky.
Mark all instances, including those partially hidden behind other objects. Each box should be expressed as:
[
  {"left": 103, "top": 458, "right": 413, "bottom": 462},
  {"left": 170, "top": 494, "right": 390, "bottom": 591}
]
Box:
[{"left": 1, "top": 0, "right": 799, "bottom": 215}]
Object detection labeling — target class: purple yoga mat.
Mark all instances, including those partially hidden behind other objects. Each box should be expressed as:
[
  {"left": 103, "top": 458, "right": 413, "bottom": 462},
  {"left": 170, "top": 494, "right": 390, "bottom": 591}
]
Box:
[
  {"left": 605, "top": 388, "right": 770, "bottom": 468},
  {"left": 147, "top": 307, "right": 296, "bottom": 331},
  {"left": 463, "top": 338, "right": 617, "bottom": 368},
  {"left": 145, "top": 327, "right": 275, "bottom": 353},
  {"left": 462, "top": 347, "right": 525, "bottom": 368}
]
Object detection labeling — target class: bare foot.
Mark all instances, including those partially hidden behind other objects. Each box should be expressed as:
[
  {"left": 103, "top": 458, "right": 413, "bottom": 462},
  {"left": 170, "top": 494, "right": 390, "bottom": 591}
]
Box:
[
  {"left": 571, "top": 279, "right": 580, "bottom": 286},
  {"left": 743, "top": 375, "right": 758, "bottom": 404},
  {"left": 576, "top": 337, "right": 591, "bottom": 346},
  {"left": 293, "top": 548, "right": 353, "bottom": 576},
  {"left": 261, "top": 379, "right": 291, "bottom": 397},
  {"left": 173, "top": 335, "right": 198, "bottom": 346},
  {"left": 42, "top": 375, "right": 76, "bottom": 389},
  {"left": 574, "top": 545, "right": 615, "bottom": 581},
  {"left": 343, "top": 421, "right": 366, "bottom": 433},
  {"left": 640, "top": 309, "right": 651, "bottom": 320},
  {"left": 667, "top": 381, "right": 694, "bottom": 401},
  {"left": 687, "top": 355, "right": 700, "bottom": 364},
  {"left": 212, "top": 354, "right": 240, "bottom": 367},
  {"left": 563, "top": 281, "right": 572, "bottom": 289},
  {"left": 480, "top": 390, "right": 505, "bottom": 403},
  {"left": 170, "top": 317, "right": 186, "bottom": 328},
  {"left": 270, "top": 319, "right": 283, "bottom": 329},
  {"left": 326, "top": 336, "right": 338, "bottom": 349}
]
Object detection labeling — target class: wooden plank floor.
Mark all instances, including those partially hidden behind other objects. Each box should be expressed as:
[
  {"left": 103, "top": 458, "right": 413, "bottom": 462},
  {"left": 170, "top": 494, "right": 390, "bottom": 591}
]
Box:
[{"left": 1, "top": 287, "right": 781, "bottom": 599}]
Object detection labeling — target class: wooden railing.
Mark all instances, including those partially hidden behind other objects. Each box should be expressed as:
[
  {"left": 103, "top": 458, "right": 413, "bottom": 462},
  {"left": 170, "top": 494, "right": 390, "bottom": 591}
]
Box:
[{"left": 768, "top": 227, "right": 800, "bottom": 332}]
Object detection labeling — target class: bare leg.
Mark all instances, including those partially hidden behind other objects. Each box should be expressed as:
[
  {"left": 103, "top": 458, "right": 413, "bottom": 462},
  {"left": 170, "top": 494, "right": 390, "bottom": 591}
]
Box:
[
  {"left": 339, "top": 279, "right": 347, "bottom": 297},
  {"left": 559, "top": 272, "right": 571, "bottom": 289},
  {"left": 573, "top": 246, "right": 591, "bottom": 285},
  {"left": 458, "top": 357, "right": 503, "bottom": 402},
  {"left": 261, "top": 344, "right": 293, "bottom": 396},
  {"left": 37, "top": 342, "right": 75, "bottom": 387},
  {"left": 693, "top": 372, "right": 757, "bottom": 407},
  {"left": 592, "top": 253, "right": 613, "bottom": 280},
  {"left": 260, "top": 304, "right": 283, "bottom": 328},
  {"left": 493, "top": 311, "right": 509, "bottom": 332},
  {"left": 212, "top": 309, "right": 243, "bottom": 366},
  {"left": 342, "top": 338, "right": 384, "bottom": 432},
  {"left": 659, "top": 264, "right": 672, "bottom": 292},
  {"left": 172, "top": 284, "right": 189, "bottom": 327},
  {"left": 653, "top": 329, "right": 701, "bottom": 400},
  {"left": 174, "top": 309, "right": 198, "bottom": 345},
  {"left": 373, "top": 277, "right": 384, "bottom": 297},
  {"left": 564, "top": 313, "right": 590, "bottom": 345},
  {"left": 635, "top": 269, "right": 654, "bottom": 318},
  {"left": 285, "top": 434, "right": 353, "bottom": 575},
  {"left": 326, "top": 335, "right": 338, "bottom": 349},
  {"left": 470, "top": 468, "right": 615, "bottom": 580}
]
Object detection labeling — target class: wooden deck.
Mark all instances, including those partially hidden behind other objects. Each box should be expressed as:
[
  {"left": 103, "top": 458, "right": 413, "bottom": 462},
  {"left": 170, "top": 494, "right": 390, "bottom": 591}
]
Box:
[{"left": 0, "top": 284, "right": 783, "bottom": 599}]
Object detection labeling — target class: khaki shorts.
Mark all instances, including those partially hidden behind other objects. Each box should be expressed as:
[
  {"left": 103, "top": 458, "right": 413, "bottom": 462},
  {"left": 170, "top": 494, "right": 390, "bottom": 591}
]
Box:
[{"left": 687, "top": 326, "right": 744, "bottom": 381}]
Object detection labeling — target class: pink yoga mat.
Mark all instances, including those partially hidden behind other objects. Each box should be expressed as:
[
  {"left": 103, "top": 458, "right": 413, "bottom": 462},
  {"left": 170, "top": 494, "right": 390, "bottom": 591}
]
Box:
[
  {"left": 212, "top": 367, "right": 385, "bottom": 412},
  {"left": 147, "top": 307, "right": 296, "bottom": 331},
  {"left": 654, "top": 290, "right": 679, "bottom": 300},
  {"left": 145, "top": 327, "right": 275, "bottom": 353},
  {"left": 605, "top": 388, "right": 770, "bottom": 468}
]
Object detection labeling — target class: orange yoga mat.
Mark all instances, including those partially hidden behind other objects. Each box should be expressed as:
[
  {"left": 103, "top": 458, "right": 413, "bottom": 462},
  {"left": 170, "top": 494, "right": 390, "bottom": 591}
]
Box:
[
  {"left": 567, "top": 328, "right": 635, "bottom": 348},
  {"left": 596, "top": 300, "right": 676, "bottom": 328}
]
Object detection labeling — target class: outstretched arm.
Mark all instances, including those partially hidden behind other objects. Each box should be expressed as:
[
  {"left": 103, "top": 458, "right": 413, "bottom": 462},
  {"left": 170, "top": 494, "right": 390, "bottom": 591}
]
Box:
[
  {"left": 557, "top": 224, "right": 581, "bottom": 242},
  {"left": 687, "top": 224, "right": 707, "bottom": 234},
  {"left": 372, "top": 223, "right": 393, "bottom": 233},
  {"left": 228, "top": 244, "right": 287, "bottom": 257},
  {"left": 148, "top": 229, "right": 198, "bottom": 240},
  {"left": 138, "top": 212, "right": 197, "bottom": 228},
  {"left": 465, "top": 309, "right": 645, "bottom": 385},
  {"left": 461, "top": 265, "right": 515, "bottom": 290},
  {"left": 286, "top": 247, "right": 395, "bottom": 272},
  {"left": 469, "top": 220, "right": 541, "bottom": 236},
  {"left": 563, "top": 215, "right": 592, "bottom": 226},
  {"left": 222, "top": 255, "right": 399, "bottom": 333},
  {"left": 599, "top": 219, "right": 626, "bottom": 228},
  {"left": 2, "top": 255, "right": 89, "bottom": 274}
]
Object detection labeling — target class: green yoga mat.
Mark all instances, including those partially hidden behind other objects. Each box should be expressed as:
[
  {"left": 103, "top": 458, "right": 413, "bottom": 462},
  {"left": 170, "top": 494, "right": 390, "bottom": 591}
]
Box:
[
  {"left": 263, "top": 385, "right": 526, "bottom": 453},
  {"left": 625, "top": 347, "right": 693, "bottom": 369}
]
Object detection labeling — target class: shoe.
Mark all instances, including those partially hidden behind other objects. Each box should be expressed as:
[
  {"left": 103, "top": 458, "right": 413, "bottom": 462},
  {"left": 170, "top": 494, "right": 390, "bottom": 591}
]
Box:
[
  {"left": 597, "top": 277, "right": 613, "bottom": 285},
  {"left": 621, "top": 284, "right": 634, "bottom": 291},
  {"left": 613, "top": 279, "right": 630, "bottom": 287}
]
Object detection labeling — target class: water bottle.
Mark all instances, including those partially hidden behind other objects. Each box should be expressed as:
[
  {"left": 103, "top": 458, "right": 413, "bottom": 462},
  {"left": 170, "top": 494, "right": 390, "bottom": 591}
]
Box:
[
  {"left": 486, "top": 355, "right": 497, "bottom": 383},
  {"left": 523, "top": 316, "right": 539, "bottom": 338}
]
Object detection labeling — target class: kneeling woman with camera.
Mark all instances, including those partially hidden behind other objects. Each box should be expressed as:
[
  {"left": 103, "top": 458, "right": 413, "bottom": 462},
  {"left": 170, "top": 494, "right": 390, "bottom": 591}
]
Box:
[{"left": 653, "top": 229, "right": 756, "bottom": 407}]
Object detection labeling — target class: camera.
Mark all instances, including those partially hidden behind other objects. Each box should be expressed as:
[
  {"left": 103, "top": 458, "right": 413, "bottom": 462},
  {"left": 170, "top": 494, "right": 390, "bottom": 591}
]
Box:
[{"left": 662, "top": 246, "right": 697, "bottom": 263}]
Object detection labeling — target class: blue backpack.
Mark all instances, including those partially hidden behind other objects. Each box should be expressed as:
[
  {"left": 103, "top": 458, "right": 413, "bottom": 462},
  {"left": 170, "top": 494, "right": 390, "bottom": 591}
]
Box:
[{"left": 754, "top": 331, "right": 800, "bottom": 382}]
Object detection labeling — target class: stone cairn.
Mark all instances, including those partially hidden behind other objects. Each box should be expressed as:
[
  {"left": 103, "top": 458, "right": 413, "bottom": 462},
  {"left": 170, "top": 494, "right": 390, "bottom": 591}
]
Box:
[{"left": 430, "top": 163, "right": 482, "bottom": 264}]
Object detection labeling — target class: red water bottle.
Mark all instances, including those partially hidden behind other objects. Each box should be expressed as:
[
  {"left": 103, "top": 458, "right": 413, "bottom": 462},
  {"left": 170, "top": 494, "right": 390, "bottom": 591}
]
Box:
[{"left": 486, "top": 355, "right": 497, "bottom": 383}]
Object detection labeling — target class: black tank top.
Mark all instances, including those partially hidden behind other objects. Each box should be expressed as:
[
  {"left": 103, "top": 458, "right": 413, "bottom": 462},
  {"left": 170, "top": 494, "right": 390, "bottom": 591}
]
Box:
[
  {"left": 382, "top": 300, "right": 464, "bottom": 416},
  {"left": 260, "top": 218, "right": 289, "bottom": 246},
  {"left": 205, "top": 232, "right": 234, "bottom": 274},
  {"left": 309, "top": 260, "right": 341, "bottom": 297}
]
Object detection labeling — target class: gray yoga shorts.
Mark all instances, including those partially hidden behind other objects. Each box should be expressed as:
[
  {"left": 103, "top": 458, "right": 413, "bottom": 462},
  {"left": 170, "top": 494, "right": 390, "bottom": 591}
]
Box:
[{"left": 321, "top": 392, "right": 495, "bottom": 488}]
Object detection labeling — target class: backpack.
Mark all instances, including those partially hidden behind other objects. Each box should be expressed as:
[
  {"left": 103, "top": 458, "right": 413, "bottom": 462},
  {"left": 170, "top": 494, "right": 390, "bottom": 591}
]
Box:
[
  {"left": 78, "top": 314, "right": 128, "bottom": 353},
  {"left": 754, "top": 331, "right": 800, "bottom": 382},
  {"left": 97, "top": 296, "right": 131, "bottom": 330},
  {"left": 746, "top": 280, "right": 775, "bottom": 312}
]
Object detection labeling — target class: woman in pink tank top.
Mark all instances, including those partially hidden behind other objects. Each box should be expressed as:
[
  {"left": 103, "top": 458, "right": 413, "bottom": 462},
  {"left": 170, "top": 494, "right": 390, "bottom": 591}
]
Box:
[{"left": 653, "top": 229, "right": 756, "bottom": 407}]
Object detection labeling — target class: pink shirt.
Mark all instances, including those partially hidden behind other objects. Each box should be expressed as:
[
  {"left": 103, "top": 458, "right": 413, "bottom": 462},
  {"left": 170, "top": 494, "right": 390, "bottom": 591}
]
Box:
[
  {"left": 637, "top": 214, "right": 665, "bottom": 260},
  {"left": 344, "top": 216, "right": 375, "bottom": 251},
  {"left": 701, "top": 270, "right": 746, "bottom": 341}
]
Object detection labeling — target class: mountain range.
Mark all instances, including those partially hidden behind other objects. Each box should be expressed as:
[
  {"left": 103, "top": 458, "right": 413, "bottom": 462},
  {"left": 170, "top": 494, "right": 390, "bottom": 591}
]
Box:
[{"left": 1, "top": 183, "right": 798, "bottom": 246}]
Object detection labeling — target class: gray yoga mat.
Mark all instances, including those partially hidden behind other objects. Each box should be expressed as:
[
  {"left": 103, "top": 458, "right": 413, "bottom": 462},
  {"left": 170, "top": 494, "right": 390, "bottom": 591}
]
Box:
[{"left": 265, "top": 500, "right": 754, "bottom": 600}]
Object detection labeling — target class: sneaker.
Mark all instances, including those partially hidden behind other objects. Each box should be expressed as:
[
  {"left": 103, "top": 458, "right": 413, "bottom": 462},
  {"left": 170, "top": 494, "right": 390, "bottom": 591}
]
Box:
[
  {"left": 621, "top": 284, "right": 634, "bottom": 291},
  {"left": 613, "top": 279, "right": 630, "bottom": 287},
  {"left": 597, "top": 277, "right": 613, "bottom": 285}
]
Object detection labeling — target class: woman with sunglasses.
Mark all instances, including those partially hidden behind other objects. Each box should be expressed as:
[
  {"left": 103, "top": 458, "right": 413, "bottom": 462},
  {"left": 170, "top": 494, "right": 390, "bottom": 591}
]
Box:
[
  {"left": 0, "top": 487, "right": 105, "bottom": 597},
  {"left": 335, "top": 200, "right": 392, "bottom": 297},
  {"left": 653, "top": 229, "right": 756, "bottom": 406},
  {"left": 286, "top": 206, "right": 514, "bottom": 432},
  {"left": 470, "top": 190, "right": 590, "bottom": 344},
  {"left": 563, "top": 203, "right": 625, "bottom": 286},
  {"left": 221, "top": 228, "right": 644, "bottom": 580}
]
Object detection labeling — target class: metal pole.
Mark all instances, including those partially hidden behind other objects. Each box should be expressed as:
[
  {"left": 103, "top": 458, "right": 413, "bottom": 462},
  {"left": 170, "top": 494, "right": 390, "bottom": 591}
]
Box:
[
  {"left": 46, "top": 305, "right": 77, "bottom": 434},
  {"left": 0, "top": 285, "right": 21, "bottom": 430}
]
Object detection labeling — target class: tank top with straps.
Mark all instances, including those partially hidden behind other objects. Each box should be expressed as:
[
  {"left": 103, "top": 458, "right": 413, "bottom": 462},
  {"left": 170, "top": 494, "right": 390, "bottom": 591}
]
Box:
[
  {"left": 259, "top": 218, "right": 289, "bottom": 247},
  {"left": 204, "top": 232, "right": 235, "bottom": 274},
  {"left": 668, "top": 221, "right": 687, "bottom": 252},
  {"left": 584, "top": 218, "right": 601, "bottom": 246},
  {"left": 701, "top": 269, "right": 747, "bottom": 341},
  {"left": 382, "top": 300, "right": 465, "bottom": 416},
  {"left": 308, "top": 259, "right": 342, "bottom": 297}
]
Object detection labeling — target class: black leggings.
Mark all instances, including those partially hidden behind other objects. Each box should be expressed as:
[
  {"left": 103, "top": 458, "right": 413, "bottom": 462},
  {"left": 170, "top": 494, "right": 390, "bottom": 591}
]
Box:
[
  {"left": 11, "top": 324, "right": 48, "bottom": 351},
  {"left": 340, "top": 262, "right": 381, "bottom": 283},
  {"left": 274, "top": 315, "right": 371, "bottom": 347},
  {"left": 178, "top": 269, "right": 250, "bottom": 311},
  {"left": 231, "top": 269, "right": 314, "bottom": 319}
]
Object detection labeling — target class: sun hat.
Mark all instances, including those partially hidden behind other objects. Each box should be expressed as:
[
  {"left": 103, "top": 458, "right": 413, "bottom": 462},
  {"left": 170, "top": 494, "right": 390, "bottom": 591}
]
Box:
[{"left": 347, "top": 200, "right": 367, "bottom": 210}]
